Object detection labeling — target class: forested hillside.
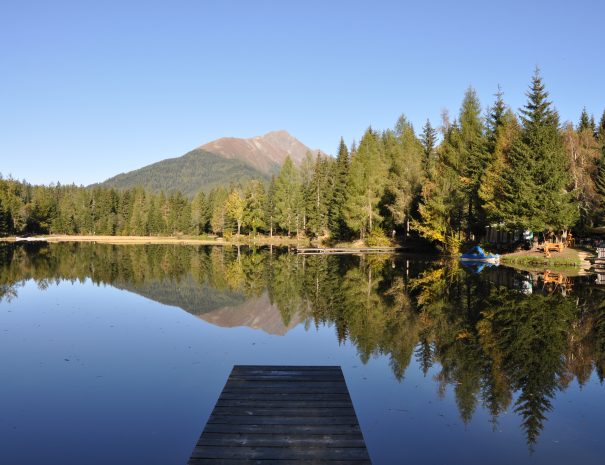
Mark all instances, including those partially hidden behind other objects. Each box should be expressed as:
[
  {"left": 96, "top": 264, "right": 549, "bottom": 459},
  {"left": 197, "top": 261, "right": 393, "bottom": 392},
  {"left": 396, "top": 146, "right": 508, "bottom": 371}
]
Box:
[
  {"left": 98, "top": 148, "right": 267, "bottom": 197},
  {"left": 2, "top": 71, "right": 604, "bottom": 249}
]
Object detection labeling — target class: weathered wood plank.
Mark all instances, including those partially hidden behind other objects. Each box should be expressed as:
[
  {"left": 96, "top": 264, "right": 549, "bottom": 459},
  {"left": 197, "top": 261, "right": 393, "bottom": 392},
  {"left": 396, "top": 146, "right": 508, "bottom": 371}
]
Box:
[
  {"left": 207, "top": 415, "right": 359, "bottom": 425},
  {"left": 197, "top": 433, "right": 366, "bottom": 447},
  {"left": 214, "top": 399, "right": 354, "bottom": 408},
  {"left": 212, "top": 407, "right": 356, "bottom": 417},
  {"left": 217, "top": 392, "right": 351, "bottom": 401},
  {"left": 190, "top": 446, "right": 370, "bottom": 460},
  {"left": 187, "top": 365, "right": 371, "bottom": 464},
  {"left": 189, "top": 460, "right": 372, "bottom": 465},
  {"left": 201, "top": 423, "right": 362, "bottom": 435}
]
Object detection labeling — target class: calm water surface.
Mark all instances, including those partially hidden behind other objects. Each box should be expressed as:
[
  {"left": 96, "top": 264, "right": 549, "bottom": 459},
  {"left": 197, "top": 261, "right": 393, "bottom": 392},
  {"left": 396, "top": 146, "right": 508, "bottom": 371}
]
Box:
[{"left": 1, "top": 243, "right": 604, "bottom": 465}]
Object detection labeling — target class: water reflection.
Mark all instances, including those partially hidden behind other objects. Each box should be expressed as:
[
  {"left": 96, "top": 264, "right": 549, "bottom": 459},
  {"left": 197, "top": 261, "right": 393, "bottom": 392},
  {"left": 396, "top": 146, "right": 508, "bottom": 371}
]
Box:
[{"left": 1, "top": 242, "right": 604, "bottom": 450}]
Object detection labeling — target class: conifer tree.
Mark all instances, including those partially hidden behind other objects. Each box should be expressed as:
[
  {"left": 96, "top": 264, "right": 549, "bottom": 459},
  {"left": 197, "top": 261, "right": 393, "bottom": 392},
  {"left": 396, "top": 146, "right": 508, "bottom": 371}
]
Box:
[
  {"left": 266, "top": 176, "right": 277, "bottom": 237},
  {"left": 273, "top": 156, "right": 302, "bottom": 236},
  {"left": 306, "top": 153, "right": 331, "bottom": 238},
  {"left": 343, "top": 128, "right": 388, "bottom": 239},
  {"left": 498, "top": 69, "right": 577, "bottom": 231},
  {"left": 479, "top": 109, "right": 521, "bottom": 225},
  {"left": 486, "top": 86, "right": 507, "bottom": 153},
  {"left": 243, "top": 180, "right": 267, "bottom": 235},
  {"left": 578, "top": 107, "right": 591, "bottom": 132},
  {"left": 414, "top": 117, "right": 464, "bottom": 252},
  {"left": 384, "top": 116, "right": 424, "bottom": 235},
  {"left": 191, "top": 191, "right": 209, "bottom": 234},
  {"left": 328, "top": 138, "right": 350, "bottom": 238},
  {"left": 420, "top": 119, "right": 437, "bottom": 173}
]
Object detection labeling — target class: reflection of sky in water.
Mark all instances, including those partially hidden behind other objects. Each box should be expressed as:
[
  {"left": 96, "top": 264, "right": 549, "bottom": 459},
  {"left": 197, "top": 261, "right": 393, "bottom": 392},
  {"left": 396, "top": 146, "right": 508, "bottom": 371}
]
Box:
[{"left": 1, "top": 274, "right": 604, "bottom": 464}]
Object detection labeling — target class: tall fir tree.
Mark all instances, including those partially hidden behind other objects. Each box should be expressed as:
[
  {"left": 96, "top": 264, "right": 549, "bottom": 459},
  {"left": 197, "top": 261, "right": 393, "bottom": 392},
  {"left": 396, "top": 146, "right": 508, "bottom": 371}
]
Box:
[
  {"left": 578, "top": 107, "right": 591, "bottom": 132},
  {"left": 420, "top": 119, "right": 437, "bottom": 173},
  {"left": 458, "top": 87, "right": 489, "bottom": 238},
  {"left": 328, "top": 138, "right": 350, "bottom": 238},
  {"left": 273, "top": 156, "right": 302, "bottom": 236},
  {"left": 384, "top": 116, "right": 424, "bottom": 235},
  {"left": 343, "top": 128, "right": 388, "bottom": 239},
  {"left": 498, "top": 69, "right": 577, "bottom": 231},
  {"left": 306, "top": 153, "right": 332, "bottom": 238},
  {"left": 486, "top": 86, "right": 507, "bottom": 153},
  {"left": 243, "top": 180, "right": 267, "bottom": 235}
]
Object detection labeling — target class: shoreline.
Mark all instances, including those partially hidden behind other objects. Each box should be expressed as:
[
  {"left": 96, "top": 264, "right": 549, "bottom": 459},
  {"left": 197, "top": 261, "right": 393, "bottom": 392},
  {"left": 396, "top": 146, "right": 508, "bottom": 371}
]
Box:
[
  {"left": 1, "top": 234, "right": 309, "bottom": 247},
  {"left": 0, "top": 236, "right": 595, "bottom": 272}
]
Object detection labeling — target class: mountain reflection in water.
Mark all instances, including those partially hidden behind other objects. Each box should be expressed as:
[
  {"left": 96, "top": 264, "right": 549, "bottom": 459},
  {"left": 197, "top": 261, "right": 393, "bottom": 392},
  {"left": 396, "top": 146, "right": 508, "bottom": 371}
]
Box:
[{"left": 1, "top": 242, "right": 604, "bottom": 453}]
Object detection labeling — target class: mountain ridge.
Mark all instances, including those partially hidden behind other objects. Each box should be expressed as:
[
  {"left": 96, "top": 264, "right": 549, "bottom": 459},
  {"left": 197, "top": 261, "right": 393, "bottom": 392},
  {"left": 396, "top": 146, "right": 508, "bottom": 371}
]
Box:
[{"left": 98, "top": 130, "right": 321, "bottom": 196}]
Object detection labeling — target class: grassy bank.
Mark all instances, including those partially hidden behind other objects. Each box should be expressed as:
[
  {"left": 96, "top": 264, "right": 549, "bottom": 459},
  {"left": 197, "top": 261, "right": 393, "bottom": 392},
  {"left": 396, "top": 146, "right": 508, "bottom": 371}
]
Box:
[{"left": 500, "top": 248, "right": 584, "bottom": 269}]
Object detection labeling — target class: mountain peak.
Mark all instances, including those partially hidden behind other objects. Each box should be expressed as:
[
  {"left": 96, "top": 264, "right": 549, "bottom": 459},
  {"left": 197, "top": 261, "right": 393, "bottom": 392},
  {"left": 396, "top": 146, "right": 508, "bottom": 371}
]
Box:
[{"left": 200, "top": 130, "right": 315, "bottom": 174}]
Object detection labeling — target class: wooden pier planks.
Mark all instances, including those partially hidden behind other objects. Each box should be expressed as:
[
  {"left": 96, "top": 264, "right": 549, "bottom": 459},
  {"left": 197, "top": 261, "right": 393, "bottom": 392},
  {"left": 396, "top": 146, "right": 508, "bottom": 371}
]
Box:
[{"left": 188, "top": 365, "right": 371, "bottom": 464}]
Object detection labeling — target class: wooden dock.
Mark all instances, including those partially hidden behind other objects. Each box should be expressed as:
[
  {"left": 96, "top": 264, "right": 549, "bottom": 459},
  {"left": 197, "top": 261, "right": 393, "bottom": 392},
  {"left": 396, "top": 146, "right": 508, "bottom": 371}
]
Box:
[
  {"left": 297, "top": 246, "right": 404, "bottom": 255},
  {"left": 188, "top": 365, "right": 371, "bottom": 464}
]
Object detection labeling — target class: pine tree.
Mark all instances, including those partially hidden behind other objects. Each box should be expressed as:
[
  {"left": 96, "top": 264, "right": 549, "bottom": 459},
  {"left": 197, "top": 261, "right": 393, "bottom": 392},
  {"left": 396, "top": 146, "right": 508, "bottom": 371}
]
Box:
[
  {"left": 306, "top": 153, "right": 332, "bottom": 238},
  {"left": 479, "top": 109, "right": 521, "bottom": 225},
  {"left": 266, "top": 176, "right": 277, "bottom": 237},
  {"left": 420, "top": 119, "right": 437, "bottom": 173},
  {"left": 578, "top": 107, "right": 591, "bottom": 132},
  {"left": 486, "top": 86, "right": 507, "bottom": 153},
  {"left": 273, "top": 157, "right": 302, "bottom": 236},
  {"left": 343, "top": 128, "right": 388, "bottom": 239},
  {"left": 498, "top": 69, "right": 577, "bottom": 231},
  {"left": 191, "top": 191, "right": 209, "bottom": 235},
  {"left": 458, "top": 87, "right": 488, "bottom": 238},
  {"left": 384, "top": 116, "right": 424, "bottom": 235},
  {"left": 243, "top": 180, "right": 267, "bottom": 235},
  {"left": 328, "top": 138, "right": 350, "bottom": 238},
  {"left": 209, "top": 187, "right": 228, "bottom": 235}
]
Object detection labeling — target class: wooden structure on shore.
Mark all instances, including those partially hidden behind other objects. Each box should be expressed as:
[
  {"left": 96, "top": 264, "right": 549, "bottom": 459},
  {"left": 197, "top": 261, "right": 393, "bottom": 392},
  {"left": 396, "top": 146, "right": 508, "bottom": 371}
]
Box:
[
  {"left": 188, "top": 365, "right": 371, "bottom": 464},
  {"left": 297, "top": 246, "right": 404, "bottom": 255}
]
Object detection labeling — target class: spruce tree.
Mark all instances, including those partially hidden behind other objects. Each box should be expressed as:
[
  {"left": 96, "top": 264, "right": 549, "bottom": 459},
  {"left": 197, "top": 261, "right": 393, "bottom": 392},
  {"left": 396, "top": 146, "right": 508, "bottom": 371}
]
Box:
[
  {"left": 306, "top": 153, "right": 331, "bottom": 238},
  {"left": 479, "top": 109, "right": 521, "bottom": 225},
  {"left": 499, "top": 69, "right": 577, "bottom": 231},
  {"left": 273, "top": 157, "right": 302, "bottom": 236},
  {"left": 243, "top": 180, "right": 267, "bottom": 235},
  {"left": 458, "top": 87, "right": 488, "bottom": 238},
  {"left": 328, "top": 138, "right": 350, "bottom": 239},
  {"left": 384, "top": 117, "right": 424, "bottom": 235},
  {"left": 486, "top": 86, "right": 507, "bottom": 153},
  {"left": 420, "top": 119, "right": 437, "bottom": 173},
  {"left": 578, "top": 107, "right": 591, "bottom": 132},
  {"left": 343, "top": 128, "right": 388, "bottom": 239}
]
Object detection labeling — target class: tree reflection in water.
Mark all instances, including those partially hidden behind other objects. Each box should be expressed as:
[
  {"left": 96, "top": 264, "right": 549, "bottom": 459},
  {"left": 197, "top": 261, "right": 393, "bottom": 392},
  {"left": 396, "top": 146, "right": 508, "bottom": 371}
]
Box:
[{"left": 1, "top": 242, "right": 604, "bottom": 449}]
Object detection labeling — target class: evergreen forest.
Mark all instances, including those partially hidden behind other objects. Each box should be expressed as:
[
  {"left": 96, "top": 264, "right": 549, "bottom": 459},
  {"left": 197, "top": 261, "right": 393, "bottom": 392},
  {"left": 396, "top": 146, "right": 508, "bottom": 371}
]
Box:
[{"left": 2, "top": 71, "right": 605, "bottom": 252}]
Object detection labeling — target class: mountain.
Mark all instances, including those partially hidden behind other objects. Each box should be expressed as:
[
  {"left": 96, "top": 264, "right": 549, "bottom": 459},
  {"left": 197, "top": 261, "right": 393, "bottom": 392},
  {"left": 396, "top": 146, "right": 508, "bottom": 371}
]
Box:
[
  {"left": 200, "top": 130, "right": 314, "bottom": 174},
  {"left": 98, "top": 130, "right": 319, "bottom": 196},
  {"left": 115, "top": 276, "right": 301, "bottom": 335},
  {"left": 97, "top": 149, "right": 265, "bottom": 197}
]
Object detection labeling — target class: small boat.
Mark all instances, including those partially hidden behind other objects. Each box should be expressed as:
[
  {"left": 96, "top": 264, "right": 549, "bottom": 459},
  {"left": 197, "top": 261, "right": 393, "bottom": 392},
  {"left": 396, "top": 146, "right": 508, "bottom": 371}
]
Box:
[{"left": 460, "top": 246, "right": 500, "bottom": 263}]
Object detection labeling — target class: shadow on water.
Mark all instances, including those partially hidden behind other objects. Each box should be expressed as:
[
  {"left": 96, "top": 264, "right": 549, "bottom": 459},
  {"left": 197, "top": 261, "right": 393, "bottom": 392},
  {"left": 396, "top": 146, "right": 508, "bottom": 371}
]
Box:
[{"left": 1, "top": 242, "right": 605, "bottom": 451}]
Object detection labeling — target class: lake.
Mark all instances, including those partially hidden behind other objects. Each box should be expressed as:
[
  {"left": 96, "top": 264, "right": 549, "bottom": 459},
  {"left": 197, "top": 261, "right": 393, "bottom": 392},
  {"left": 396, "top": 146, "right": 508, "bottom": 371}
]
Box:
[{"left": 1, "top": 243, "right": 604, "bottom": 465}]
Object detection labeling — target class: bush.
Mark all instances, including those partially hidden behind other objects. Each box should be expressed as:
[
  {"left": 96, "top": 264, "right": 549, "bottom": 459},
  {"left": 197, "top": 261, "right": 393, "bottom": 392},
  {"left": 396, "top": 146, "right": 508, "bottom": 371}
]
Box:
[{"left": 366, "top": 228, "right": 391, "bottom": 247}]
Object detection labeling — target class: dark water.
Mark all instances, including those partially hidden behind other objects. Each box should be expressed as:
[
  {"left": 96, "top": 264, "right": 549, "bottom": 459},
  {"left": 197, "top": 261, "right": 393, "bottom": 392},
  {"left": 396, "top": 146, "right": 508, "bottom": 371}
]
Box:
[{"left": 1, "top": 243, "right": 604, "bottom": 465}]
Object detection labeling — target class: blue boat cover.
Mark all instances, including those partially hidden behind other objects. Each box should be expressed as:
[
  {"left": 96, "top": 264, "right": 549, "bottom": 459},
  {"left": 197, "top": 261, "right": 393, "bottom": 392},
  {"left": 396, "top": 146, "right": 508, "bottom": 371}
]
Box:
[{"left": 461, "top": 246, "right": 498, "bottom": 260}]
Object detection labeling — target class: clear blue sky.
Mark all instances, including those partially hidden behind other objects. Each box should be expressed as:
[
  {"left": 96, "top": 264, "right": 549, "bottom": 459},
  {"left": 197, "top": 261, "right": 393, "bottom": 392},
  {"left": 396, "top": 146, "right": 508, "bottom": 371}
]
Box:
[{"left": 1, "top": 0, "right": 604, "bottom": 185}]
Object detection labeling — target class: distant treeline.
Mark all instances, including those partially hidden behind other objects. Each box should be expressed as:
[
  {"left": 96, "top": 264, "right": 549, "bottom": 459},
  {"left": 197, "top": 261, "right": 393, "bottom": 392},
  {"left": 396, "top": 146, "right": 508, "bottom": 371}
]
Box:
[{"left": 1, "top": 70, "right": 604, "bottom": 250}]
